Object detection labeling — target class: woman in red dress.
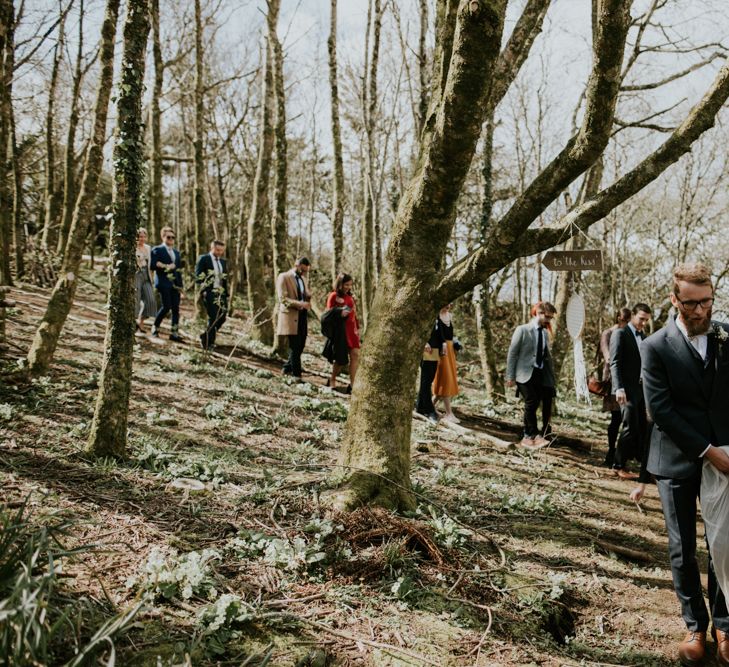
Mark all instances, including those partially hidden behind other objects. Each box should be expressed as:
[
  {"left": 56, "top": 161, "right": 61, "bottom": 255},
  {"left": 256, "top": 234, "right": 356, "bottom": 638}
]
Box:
[{"left": 326, "top": 273, "right": 361, "bottom": 392}]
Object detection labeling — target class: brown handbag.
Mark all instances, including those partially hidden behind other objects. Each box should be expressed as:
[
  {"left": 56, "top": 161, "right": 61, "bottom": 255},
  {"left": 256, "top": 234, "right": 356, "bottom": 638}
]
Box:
[{"left": 587, "top": 373, "right": 609, "bottom": 397}]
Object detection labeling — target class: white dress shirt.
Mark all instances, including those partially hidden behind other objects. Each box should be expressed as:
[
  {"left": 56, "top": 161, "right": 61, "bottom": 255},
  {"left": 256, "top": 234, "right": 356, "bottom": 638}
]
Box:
[
  {"left": 674, "top": 316, "right": 708, "bottom": 361},
  {"left": 532, "top": 318, "right": 547, "bottom": 369}
]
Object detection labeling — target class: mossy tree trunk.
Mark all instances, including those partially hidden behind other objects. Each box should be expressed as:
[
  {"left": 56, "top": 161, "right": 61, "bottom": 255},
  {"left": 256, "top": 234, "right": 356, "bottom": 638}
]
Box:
[
  {"left": 330, "top": 0, "right": 509, "bottom": 511},
  {"left": 40, "top": 9, "right": 65, "bottom": 251},
  {"left": 193, "top": 0, "right": 206, "bottom": 260},
  {"left": 270, "top": 0, "right": 286, "bottom": 281},
  {"left": 244, "top": 18, "right": 275, "bottom": 345},
  {"left": 328, "top": 0, "right": 345, "bottom": 279},
  {"left": 0, "top": 0, "right": 14, "bottom": 287},
  {"left": 148, "top": 0, "right": 163, "bottom": 240},
  {"left": 87, "top": 0, "right": 150, "bottom": 458},
  {"left": 269, "top": 0, "right": 288, "bottom": 356},
  {"left": 26, "top": 0, "right": 121, "bottom": 376},
  {"left": 474, "top": 114, "right": 502, "bottom": 400},
  {"left": 359, "top": 0, "right": 382, "bottom": 329},
  {"left": 57, "top": 0, "right": 86, "bottom": 256}
]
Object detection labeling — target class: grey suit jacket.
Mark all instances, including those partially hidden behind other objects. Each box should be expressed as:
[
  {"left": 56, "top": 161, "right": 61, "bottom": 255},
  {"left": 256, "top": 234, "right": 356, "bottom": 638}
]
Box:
[
  {"left": 642, "top": 316, "right": 729, "bottom": 479},
  {"left": 506, "top": 322, "right": 555, "bottom": 386}
]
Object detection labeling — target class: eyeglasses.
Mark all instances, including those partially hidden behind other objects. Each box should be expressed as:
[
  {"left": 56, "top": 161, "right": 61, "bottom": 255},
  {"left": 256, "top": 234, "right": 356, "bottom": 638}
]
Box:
[
  {"left": 675, "top": 297, "right": 714, "bottom": 311},
  {"left": 165, "top": 235, "right": 175, "bottom": 240}
]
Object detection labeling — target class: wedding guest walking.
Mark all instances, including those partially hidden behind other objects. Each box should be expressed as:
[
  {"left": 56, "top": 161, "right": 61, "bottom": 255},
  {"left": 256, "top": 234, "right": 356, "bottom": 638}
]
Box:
[
  {"left": 276, "top": 257, "right": 311, "bottom": 378},
  {"left": 609, "top": 302, "right": 652, "bottom": 480},
  {"left": 134, "top": 228, "right": 156, "bottom": 334},
  {"left": 640, "top": 263, "right": 729, "bottom": 666},
  {"left": 416, "top": 310, "right": 449, "bottom": 422},
  {"left": 195, "top": 240, "right": 228, "bottom": 351},
  {"left": 506, "top": 301, "right": 557, "bottom": 449},
  {"left": 151, "top": 226, "right": 184, "bottom": 341},
  {"left": 599, "top": 308, "right": 631, "bottom": 467},
  {"left": 323, "top": 273, "right": 360, "bottom": 392},
  {"left": 432, "top": 304, "right": 460, "bottom": 423}
]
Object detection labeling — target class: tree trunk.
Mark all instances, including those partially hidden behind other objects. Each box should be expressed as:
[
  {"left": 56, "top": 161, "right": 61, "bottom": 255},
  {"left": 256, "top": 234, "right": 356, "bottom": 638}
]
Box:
[
  {"left": 26, "top": 0, "right": 121, "bottom": 375},
  {"left": 57, "top": 0, "right": 85, "bottom": 256},
  {"left": 87, "top": 0, "right": 149, "bottom": 458},
  {"left": 40, "top": 7, "right": 66, "bottom": 250},
  {"left": 474, "top": 113, "right": 502, "bottom": 400},
  {"left": 0, "top": 0, "right": 14, "bottom": 286},
  {"left": 244, "top": 29, "right": 275, "bottom": 345},
  {"left": 329, "top": 1, "right": 508, "bottom": 512},
  {"left": 148, "top": 0, "right": 163, "bottom": 240},
  {"left": 270, "top": 0, "right": 287, "bottom": 285},
  {"left": 11, "top": 95, "right": 23, "bottom": 279},
  {"left": 193, "top": 0, "right": 206, "bottom": 259},
  {"left": 417, "top": 0, "right": 428, "bottom": 136},
  {"left": 270, "top": 0, "right": 288, "bottom": 357},
  {"left": 359, "top": 0, "right": 382, "bottom": 328},
  {"left": 328, "top": 0, "right": 344, "bottom": 279}
]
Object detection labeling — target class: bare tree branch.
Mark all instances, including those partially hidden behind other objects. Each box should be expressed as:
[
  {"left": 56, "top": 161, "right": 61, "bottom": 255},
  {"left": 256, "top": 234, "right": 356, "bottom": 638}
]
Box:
[
  {"left": 487, "top": 0, "right": 630, "bottom": 246},
  {"left": 488, "top": 0, "right": 552, "bottom": 111},
  {"left": 516, "top": 61, "right": 729, "bottom": 257},
  {"left": 621, "top": 52, "right": 726, "bottom": 91}
]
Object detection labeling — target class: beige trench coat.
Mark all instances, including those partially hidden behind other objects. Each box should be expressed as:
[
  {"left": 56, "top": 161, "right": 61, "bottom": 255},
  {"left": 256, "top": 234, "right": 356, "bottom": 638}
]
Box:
[{"left": 276, "top": 269, "right": 311, "bottom": 336}]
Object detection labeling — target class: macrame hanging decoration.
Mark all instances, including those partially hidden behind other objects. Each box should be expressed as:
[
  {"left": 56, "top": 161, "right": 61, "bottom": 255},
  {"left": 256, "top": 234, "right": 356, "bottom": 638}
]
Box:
[{"left": 565, "top": 292, "right": 590, "bottom": 403}]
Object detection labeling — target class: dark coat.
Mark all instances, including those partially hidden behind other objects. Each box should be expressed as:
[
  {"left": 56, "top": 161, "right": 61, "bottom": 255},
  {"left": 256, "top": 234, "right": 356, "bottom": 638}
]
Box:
[
  {"left": 321, "top": 307, "right": 348, "bottom": 365},
  {"left": 642, "top": 316, "right": 729, "bottom": 478},
  {"left": 150, "top": 244, "right": 183, "bottom": 289},
  {"left": 609, "top": 324, "right": 644, "bottom": 398},
  {"left": 195, "top": 253, "right": 228, "bottom": 296}
]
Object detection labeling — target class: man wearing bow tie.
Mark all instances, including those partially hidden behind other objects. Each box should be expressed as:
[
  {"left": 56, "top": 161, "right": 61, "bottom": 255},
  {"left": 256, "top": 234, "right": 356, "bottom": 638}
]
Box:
[
  {"left": 505, "top": 301, "right": 557, "bottom": 449},
  {"left": 609, "top": 302, "right": 652, "bottom": 480},
  {"left": 640, "top": 263, "right": 729, "bottom": 665},
  {"left": 195, "top": 240, "right": 228, "bottom": 351}
]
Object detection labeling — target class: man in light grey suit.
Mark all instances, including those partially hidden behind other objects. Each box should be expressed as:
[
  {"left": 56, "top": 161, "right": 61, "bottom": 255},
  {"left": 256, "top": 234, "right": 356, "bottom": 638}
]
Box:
[
  {"left": 641, "top": 263, "right": 729, "bottom": 665},
  {"left": 506, "top": 302, "right": 557, "bottom": 449}
]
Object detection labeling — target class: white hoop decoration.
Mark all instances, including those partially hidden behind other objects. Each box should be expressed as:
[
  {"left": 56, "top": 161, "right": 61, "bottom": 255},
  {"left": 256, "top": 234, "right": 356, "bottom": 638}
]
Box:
[
  {"left": 565, "top": 293, "right": 590, "bottom": 402},
  {"left": 565, "top": 293, "right": 586, "bottom": 340}
]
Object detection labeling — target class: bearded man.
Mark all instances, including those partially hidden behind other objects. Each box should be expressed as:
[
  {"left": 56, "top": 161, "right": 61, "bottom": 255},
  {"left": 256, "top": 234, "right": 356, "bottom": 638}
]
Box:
[{"left": 640, "top": 263, "right": 729, "bottom": 665}]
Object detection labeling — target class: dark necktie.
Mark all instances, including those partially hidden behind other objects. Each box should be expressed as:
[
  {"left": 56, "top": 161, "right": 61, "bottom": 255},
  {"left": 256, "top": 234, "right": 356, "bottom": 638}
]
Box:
[
  {"left": 536, "top": 327, "right": 544, "bottom": 367},
  {"left": 295, "top": 275, "right": 303, "bottom": 301}
]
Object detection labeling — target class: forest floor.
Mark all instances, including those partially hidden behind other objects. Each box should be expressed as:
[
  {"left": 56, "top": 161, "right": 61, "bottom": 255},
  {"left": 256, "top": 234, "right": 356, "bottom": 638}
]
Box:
[{"left": 0, "top": 270, "right": 722, "bottom": 666}]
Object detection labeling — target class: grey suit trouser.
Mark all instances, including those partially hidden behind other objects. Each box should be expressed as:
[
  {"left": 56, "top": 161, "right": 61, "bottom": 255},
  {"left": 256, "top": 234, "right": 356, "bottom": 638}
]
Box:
[{"left": 656, "top": 474, "right": 729, "bottom": 632}]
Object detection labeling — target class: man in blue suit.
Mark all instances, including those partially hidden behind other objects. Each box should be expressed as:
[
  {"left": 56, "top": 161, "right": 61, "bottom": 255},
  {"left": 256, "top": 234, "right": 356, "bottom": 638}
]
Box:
[
  {"left": 150, "top": 226, "right": 184, "bottom": 341},
  {"left": 195, "top": 239, "right": 228, "bottom": 350}
]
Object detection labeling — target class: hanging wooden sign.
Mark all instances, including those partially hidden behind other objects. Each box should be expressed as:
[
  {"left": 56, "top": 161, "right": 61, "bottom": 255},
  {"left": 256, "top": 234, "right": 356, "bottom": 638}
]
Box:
[{"left": 542, "top": 250, "right": 603, "bottom": 271}]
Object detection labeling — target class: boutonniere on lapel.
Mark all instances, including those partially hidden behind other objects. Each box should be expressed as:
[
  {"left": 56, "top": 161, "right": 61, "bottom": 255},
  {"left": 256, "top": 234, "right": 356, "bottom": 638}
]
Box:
[{"left": 712, "top": 323, "right": 729, "bottom": 342}]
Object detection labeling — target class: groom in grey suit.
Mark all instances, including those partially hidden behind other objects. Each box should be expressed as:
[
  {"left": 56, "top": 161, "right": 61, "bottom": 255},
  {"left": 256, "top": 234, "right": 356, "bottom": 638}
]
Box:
[
  {"left": 641, "top": 263, "right": 729, "bottom": 666},
  {"left": 506, "top": 301, "right": 557, "bottom": 449}
]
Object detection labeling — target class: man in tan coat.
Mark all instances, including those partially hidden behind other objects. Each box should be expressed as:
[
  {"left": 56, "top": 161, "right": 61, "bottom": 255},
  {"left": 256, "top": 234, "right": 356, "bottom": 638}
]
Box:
[{"left": 276, "top": 257, "right": 311, "bottom": 377}]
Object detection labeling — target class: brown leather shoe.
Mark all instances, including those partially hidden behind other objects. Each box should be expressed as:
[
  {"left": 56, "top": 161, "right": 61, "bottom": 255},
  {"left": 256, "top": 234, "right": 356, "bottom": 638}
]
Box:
[
  {"left": 615, "top": 468, "right": 639, "bottom": 480},
  {"left": 714, "top": 628, "right": 729, "bottom": 666},
  {"left": 678, "top": 631, "right": 706, "bottom": 666}
]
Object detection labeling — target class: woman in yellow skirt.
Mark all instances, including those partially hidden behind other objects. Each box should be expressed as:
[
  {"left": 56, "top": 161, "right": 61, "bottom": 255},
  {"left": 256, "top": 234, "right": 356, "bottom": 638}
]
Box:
[{"left": 432, "top": 304, "right": 461, "bottom": 423}]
